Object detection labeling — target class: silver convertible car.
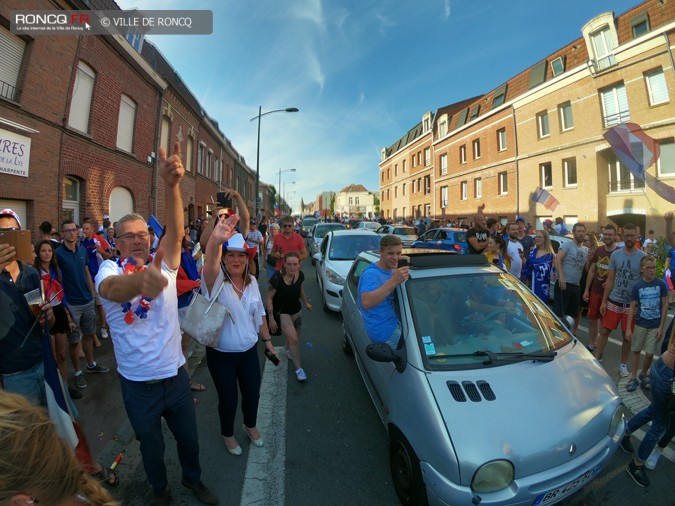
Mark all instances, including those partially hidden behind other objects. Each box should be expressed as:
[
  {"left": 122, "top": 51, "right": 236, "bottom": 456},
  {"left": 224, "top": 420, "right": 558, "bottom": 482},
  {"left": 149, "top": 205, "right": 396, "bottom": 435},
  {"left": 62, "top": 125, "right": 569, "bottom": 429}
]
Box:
[{"left": 340, "top": 250, "right": 625, "bottom": 506}]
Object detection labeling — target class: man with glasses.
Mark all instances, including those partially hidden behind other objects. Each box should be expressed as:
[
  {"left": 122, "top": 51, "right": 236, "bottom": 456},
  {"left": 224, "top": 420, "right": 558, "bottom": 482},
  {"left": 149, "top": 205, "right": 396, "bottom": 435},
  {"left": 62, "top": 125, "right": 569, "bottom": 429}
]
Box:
[
  {"left": 272, "top": 214, "right": 307, "bottom": 271},
  {"left": 0, "top": 209, "right": 55, "bottom": 406},
  {"left": 95, "top": 143, "right": 217, "bottom": 506},
  {"left": 56, "top": 221, "right": 109, "bottom": 392},
  {"left": 594, "top": 223, "right": 647, "bottom": 377}
]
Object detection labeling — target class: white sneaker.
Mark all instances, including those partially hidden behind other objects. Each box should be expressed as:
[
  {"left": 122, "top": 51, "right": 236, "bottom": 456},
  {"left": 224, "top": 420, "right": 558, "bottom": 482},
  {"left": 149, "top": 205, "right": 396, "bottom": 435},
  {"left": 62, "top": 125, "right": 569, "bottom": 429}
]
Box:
[
  {"left": 645, "top": 447, "right": 661, "bottom": 470},
  {"left": 295, "top": 368, "right": 307, "bottom": 382},
  {"left": 100, "top": 328, "right": 109, "bottom": 339},
  {"left": 619, "top": 364, "right": 629, "bottom": 378}
]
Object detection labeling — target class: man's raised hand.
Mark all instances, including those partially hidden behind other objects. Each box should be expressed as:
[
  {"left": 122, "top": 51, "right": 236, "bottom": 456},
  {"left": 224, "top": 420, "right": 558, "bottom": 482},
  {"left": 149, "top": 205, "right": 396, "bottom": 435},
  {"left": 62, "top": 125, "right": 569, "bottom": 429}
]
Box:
[
  {"left": 158, "top": 142, "right": 184, "bottom": 187},
  {"left": 141, "top": 251, "right": 168, "bottom": 298}
]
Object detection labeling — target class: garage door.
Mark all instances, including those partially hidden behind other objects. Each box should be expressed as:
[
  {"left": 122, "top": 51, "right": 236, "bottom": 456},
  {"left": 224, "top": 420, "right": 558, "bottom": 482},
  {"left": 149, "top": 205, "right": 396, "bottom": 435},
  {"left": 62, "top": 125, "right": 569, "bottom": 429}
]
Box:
[{"left": 0, "top": 199, "right": 27, "bottom": 228}]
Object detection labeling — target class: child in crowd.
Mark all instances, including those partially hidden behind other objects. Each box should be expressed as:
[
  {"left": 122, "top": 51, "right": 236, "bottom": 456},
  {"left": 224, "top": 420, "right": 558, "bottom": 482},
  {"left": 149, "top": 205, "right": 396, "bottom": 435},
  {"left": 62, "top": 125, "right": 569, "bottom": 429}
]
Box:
[{"left": 625, "top": 255, "right": 668, "bottom": 392}]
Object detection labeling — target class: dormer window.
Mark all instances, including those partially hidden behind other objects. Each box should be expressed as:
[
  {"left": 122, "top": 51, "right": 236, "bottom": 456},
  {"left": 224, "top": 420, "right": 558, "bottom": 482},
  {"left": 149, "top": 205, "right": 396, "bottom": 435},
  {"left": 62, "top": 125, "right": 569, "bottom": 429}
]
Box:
[{"left": 582, "top": 13, "right": 618, "bottom": 73}]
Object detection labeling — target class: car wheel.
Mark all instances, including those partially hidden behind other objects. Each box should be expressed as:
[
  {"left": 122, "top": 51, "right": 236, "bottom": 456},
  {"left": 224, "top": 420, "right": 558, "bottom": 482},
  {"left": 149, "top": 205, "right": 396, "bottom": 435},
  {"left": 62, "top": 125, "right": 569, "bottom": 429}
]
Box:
[
  {"left": 341, "top": 319, "right": 353, "bottom": 356},
  {"left": 389, "top": 428, "right": 427, "bottom": 506}
]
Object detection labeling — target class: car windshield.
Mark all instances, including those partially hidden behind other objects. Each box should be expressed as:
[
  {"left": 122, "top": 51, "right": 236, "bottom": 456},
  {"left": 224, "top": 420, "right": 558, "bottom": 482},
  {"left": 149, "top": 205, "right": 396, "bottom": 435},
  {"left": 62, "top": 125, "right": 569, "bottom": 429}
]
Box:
[
  {"left": 315, "top": 224, "right": 345, "bottom": 238},
  {"left": 394, "top": 227, "right": 416, "bottom": 236},
  {"left": 302, "top": 218, "right": 318, "bottom": 227},
  {"left": 406, "top": 272, "right": 572, "bottom": 369},
  {"left": 451, "top": 231, "right": 467, "bottom": 242},
  {"left": 329, "top": 235, "right": 382, "bottom": 261},
  {"left": 361, "top": 222, "right": 379, "bottom": 230}
]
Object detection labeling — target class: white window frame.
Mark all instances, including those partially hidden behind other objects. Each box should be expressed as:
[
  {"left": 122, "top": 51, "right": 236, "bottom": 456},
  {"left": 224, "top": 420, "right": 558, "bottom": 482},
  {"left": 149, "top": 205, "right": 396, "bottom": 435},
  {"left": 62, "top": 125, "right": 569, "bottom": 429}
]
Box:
[
  {"left": 537, "top": 111, "right": 550, "bottom": 138},
  {"left": 498, "top": 172, "right": 508, "bottom": 195},
  {"left": 440, "top": 154, "right": 448, "bottom": 175},
  {"left": 474, "top": 178, "right": 482, "bottom": 199},
  {"left": 402, "top": 159, "right": 407, "bottom": 173},
  {"left": 197, "top": 142, "right": 205, "bottom": 174},
  {"left": 424, "top": 176, "right": 430, "bottom": 195},
  {"left": 591, "top": 26, "right": 617, "bottom": 70},
  {"left": 460, "top": 145, "right": 466, "bottom": 164},
  {"left": 425, "top": 148, "right": 430, "bottom": 166},
  {"left": 402, "top": 183, "right": 406, "bottom": 196},
  {"left": 540, "top": 162, "right": 553, "bottom": 189},
  {"left": 558, "top": 101, "right": 574, "bottom": 131},
  {"left": 563, "top": 158, "right": 577, "bottom": 188},
  {"left": 600, "top": 83, "right": 630, "bottom": 127},
  {"left": 473, "top": 139, "right": 481, "bottom": 160},
  {"left": 186, "top": 136, "right": 193, "bottom": 173},
  {"left": 497, "top": 128, "right": 507, "bottom": 151},
  {"left": 68, "top": 61, "right": 96, "bottom": 133},
  {"left": 645, "top": 68, "right": 669, "bottom": 106},
  {"left": 116, "top": 95, "right": 136, "bottom": 153},
  {"left": 441, "top": 186, "right": 448, "bottom": 208},
  {"left": 461, "top": 181, "right": 467, "bottom": 200},
  {"left": 657, "top": 140, "right": 675, "bottom": 177}
]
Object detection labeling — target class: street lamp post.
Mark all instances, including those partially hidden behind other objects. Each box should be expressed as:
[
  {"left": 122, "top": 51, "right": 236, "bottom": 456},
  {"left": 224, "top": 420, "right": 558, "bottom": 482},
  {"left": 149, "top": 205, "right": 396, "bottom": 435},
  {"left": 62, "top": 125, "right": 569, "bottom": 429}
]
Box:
[
  {"left": 251, "top": 106, "right": 299, "bottom": 215},
  {"left": 277, "top": 167, "right": 296, "bottom": 213},
  {"left": 284, "top": 181, "right": 295, "bottom": 214}
]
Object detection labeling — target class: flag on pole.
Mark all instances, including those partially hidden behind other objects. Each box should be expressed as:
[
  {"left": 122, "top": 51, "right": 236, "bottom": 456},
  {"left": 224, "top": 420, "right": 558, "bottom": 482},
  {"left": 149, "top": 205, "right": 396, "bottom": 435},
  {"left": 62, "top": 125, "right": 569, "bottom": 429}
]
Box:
[
  {"left": 148, "top": 215, "right": 164, "bottom": 237},
  {"left": 531, "top": 187, "right": 560, "bottom": 211},
  {"left": 273, "top": 203, "right": 282, "bottom": 216},
  {"left": 603, "top": 122, "right": 660, "bottom": 182}
]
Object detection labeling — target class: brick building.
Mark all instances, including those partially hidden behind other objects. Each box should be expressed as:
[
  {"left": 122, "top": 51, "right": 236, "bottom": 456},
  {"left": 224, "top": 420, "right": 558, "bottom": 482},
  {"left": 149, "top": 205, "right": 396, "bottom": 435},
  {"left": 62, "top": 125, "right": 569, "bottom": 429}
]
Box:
[
  {"left": 0, "top": 0, "right": 266, "bottom": 233},
  {"left": 380, "top": 0, "right": 675, "bottom": 235}
]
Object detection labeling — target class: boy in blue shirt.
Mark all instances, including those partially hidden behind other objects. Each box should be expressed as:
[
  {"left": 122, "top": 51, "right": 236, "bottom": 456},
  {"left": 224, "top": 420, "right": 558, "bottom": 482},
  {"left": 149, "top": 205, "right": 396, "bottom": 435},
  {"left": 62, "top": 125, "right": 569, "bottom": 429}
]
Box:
[
  {"left": 625, "top": 255, "right": 667, "bottom": 392},
  {"left": 358, "top": 235, "right": 410, "bottom": 349}
]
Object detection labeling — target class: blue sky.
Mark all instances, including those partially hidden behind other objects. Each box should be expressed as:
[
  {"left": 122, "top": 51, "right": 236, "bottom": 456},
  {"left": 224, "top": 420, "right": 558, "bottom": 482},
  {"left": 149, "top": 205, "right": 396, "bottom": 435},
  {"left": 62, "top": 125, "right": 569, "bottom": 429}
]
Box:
[{"left": 117, "top": 0, "right": 640, "bottom": 211}]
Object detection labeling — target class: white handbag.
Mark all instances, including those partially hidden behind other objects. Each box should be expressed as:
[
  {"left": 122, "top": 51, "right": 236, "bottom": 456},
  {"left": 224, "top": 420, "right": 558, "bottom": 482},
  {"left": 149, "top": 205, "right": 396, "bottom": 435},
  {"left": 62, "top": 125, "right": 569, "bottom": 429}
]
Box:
[{"left": 180, "top": 279, "right": 228, "bottom": 348}]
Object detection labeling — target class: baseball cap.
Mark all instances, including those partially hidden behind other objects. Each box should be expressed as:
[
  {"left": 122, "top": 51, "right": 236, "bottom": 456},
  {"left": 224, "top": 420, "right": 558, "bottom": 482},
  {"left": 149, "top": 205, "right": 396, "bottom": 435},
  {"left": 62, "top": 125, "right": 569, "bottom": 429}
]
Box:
[
  {"left": 0, "top": 208, "right": 22, "bottom": 229},
  {"left": 515, "top": 217, "right": 525, "bottom": 223},
  {"left": 543, "top": 219, "right": 553, "bottom": 226},
  {"left": 103, "top": 214, "right": 110, "bottom": 220}
]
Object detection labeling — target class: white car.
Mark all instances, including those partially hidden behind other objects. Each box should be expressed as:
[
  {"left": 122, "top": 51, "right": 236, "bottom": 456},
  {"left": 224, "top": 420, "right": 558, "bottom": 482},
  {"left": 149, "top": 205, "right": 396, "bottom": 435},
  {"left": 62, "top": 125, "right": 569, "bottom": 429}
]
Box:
[
  {"left": 356, "top": 221, "right": 381, "bottom": 231},
  {"left": 313, "top": 230, "right": 381, "bottom": 312},
  {"left": 309, "top": 223, "right": 346, "bottom": 264},
  {"left": 375, "top": 224, "right": 418, "bottom": 247}
]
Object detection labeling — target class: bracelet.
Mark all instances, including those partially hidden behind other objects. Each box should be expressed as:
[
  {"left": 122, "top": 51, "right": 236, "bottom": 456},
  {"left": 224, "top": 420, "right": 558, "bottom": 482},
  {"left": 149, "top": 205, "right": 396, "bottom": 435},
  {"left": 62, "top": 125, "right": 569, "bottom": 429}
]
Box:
[{"left": 262, "top": 338, "right": 271, "bottom": 342}]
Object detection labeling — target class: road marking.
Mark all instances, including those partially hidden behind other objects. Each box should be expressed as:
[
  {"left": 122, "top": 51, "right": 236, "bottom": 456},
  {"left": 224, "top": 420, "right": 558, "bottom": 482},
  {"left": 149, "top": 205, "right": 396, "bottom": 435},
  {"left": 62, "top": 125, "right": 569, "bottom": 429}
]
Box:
[{"left": 240, "top": 346, "right": 288, "bottom": 506}]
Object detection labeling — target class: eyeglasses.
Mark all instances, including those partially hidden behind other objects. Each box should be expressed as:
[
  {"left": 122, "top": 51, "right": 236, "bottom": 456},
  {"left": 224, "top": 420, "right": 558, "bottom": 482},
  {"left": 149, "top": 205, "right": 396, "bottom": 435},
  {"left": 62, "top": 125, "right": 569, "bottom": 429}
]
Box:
[
  {"left": 644, "top": 265, "right": 656, "bottom": 270},
  {"left": 62, "top": 228, "right": 78, "bottom": 233},
  {"left": 118, "top": 232, "right": 150, "bottom": 241},
  {"left": 0, "top": 227, "right": 18, "bottom": 232}
]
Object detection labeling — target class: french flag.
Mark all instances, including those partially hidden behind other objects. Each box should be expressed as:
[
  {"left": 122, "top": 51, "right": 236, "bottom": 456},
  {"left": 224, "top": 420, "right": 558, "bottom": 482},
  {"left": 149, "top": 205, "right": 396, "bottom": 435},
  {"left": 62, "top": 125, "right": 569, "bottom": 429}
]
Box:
[
  {"left": 531, "top": 187, "right": 560, "bottom": 212},
  {"left": 42, "top": 325, "right": 97, "bottom": 472}
]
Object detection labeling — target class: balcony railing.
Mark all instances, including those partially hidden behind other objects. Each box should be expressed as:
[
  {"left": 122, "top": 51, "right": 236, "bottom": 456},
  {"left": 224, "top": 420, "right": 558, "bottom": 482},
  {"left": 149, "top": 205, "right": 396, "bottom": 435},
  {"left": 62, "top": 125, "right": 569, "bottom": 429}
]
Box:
[
  {"left": 608, "top": 178, "right": 645, "bottom": 193},
  {"left": 0, "top": 80, "right": 18, "bottom": 101},
  {"left": 603, "top": 109, "right": 630, "bottom": 128}
]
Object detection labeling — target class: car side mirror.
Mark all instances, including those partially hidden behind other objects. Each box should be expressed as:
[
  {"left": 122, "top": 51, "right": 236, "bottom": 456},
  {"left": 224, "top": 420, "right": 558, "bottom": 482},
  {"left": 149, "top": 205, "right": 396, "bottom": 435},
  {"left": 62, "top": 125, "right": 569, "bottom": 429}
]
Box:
[
  {"left": 313, "top": 253, "right": 322, "bottom": 263},
  {"left": 366, "top": 342, "right": 407, "bottom": 373}
]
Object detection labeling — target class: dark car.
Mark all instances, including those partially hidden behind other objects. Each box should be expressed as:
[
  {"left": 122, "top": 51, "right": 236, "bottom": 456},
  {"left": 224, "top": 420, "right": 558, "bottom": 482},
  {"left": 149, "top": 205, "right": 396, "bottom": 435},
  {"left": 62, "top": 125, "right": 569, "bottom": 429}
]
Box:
[
  {"left": 300, "top": 216, "right": 319, "bottom": 237},
  {"left": 411, "top": 227, "right": 469, "bottom": 254}
]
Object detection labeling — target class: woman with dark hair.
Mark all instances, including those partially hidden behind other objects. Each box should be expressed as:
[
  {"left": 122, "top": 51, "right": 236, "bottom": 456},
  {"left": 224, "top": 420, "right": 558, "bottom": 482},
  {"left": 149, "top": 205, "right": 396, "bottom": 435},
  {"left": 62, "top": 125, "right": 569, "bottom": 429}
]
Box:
[
  {"left": 0, "top": 391, "right": 117, "bottom": 506},
  {"left": 201, "top": 215, "right": 277, "bottom": 457},
  {"left": 267, "top": 251, "right": 312, "bottom": 382},
  {"left": 33, "top": 240, "right": 81, "bottom": 400},
  {"left": 483, "top": 235, "right": 508, "bottom": 270}
]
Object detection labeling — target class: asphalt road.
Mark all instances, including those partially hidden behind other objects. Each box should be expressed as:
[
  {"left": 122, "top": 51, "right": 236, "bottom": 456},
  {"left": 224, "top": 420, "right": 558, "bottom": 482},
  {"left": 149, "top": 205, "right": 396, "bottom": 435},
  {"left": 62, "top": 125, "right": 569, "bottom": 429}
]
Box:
[{"left": 75, "top": 257, "right": 675, "bottom": 506}]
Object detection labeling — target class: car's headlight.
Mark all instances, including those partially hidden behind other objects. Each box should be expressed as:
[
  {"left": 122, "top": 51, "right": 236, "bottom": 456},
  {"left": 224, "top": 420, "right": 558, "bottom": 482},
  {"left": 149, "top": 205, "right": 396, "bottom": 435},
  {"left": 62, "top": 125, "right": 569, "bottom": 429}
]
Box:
[
  {"left": 471, "top": 460, "right": 514, "bottom": 493},
  {"left": 609, "top": 404, "right": 626, "bottom": 440},
  {"left": 325, "top": 267, "right": 345, "bottom": 285}
]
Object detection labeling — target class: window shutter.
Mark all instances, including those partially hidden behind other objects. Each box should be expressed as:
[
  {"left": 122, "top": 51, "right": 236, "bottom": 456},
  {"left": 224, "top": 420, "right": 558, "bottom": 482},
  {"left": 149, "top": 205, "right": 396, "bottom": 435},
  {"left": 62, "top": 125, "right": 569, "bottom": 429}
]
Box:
[
  {"left": 528, "top": 61, "right": 547, "bottom": 89},
  {"left": 116, "top": 95, "right": 136, "bottom": 152},
  {"left": 456, "top": 108, "right": 469, "bottom": 127},
  {"left": 68, "top": 62, "right": 96, "bottom": 132},
  {"left": 0, "top": 27, "right": 26, "bottom": 100},
  {"left": 647, "top": 70, "right": 669, "bottom": 105}
]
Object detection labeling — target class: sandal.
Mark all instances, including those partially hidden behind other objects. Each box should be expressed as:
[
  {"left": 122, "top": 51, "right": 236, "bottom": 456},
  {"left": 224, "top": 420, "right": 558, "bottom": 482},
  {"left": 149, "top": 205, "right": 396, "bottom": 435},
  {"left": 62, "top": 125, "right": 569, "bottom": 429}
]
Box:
[
  {"left": 190, "top": 382, "right": 207, "bottom": 392},
  {"left": 91, "top": 464, "right": 120, "bottom": 487}
]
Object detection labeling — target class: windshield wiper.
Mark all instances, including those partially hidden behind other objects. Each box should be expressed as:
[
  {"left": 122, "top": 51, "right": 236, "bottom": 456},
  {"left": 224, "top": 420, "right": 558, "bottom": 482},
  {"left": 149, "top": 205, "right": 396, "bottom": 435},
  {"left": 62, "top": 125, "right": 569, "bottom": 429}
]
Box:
[{"left": 473, "top": 350, "right": 557, "bottom": 364}]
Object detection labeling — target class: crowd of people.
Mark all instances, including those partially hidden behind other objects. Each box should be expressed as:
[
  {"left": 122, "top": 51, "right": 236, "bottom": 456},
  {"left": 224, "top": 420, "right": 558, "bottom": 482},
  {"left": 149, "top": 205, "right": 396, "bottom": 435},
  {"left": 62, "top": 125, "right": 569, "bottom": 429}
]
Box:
[{"left": 2, "top": 174, "right": 675, "bottom": 503}]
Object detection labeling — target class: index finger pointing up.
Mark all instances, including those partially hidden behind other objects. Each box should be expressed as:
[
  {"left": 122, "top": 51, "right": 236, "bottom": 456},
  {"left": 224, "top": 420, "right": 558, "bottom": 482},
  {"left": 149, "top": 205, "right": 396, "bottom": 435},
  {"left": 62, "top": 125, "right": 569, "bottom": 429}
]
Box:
[{"left": 173, "top": 141, "right": 181, "bottom": 160}]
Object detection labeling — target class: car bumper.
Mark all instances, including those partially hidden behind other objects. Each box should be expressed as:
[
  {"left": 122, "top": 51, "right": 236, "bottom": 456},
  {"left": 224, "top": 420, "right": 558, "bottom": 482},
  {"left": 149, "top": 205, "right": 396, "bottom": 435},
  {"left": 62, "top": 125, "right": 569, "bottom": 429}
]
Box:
[
  {"left": 422, "top": 430, "right": 622, "bottom": 506},
  {"left": 324, "top": 279, "right": 343, "bottom": 312}
]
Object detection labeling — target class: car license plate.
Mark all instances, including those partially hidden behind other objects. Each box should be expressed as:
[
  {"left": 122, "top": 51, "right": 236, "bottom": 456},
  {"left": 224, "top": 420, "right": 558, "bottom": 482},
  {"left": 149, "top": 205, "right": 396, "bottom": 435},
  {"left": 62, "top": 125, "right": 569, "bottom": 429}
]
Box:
[{"left": 532, "top": 464, "right": 601, "bottom": 505}]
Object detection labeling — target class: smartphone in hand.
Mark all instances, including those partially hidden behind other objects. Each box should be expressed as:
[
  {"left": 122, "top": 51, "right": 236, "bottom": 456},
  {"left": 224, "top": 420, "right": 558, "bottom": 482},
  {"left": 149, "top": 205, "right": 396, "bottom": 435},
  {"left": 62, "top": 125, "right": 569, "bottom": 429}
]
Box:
[
  {"left": 216, "top": 192, "right": 233, "bottom": 209},
  {"left": 264, "top": 349, "right": 280, "bottom": 366},
  {"left": 397, "top": 258, "right": 409, "bottom": 269}
]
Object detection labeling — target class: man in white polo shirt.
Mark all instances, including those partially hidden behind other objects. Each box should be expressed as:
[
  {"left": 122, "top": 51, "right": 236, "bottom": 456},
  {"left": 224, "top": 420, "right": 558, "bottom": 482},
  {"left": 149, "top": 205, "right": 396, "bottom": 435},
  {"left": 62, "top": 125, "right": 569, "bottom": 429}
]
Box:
[{"left": 96, "top": 143, "right": 217, "bottom": 506}]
